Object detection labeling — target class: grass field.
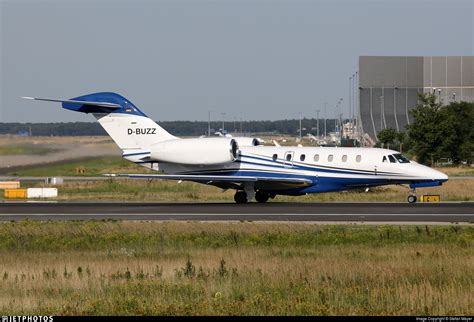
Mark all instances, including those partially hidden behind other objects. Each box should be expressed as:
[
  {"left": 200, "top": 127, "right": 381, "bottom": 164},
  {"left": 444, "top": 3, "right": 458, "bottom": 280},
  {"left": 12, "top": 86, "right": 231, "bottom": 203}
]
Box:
[
  {"left": 435, "top": 167, "right": 474, "bottom": 177},
  {"left": 8, "top": 156, "right": 153, "bottom": 177},
  {"left": 0, "top": 221, "right": 472, "bottom": 315},
  {"left": 0, "top": 145, "right": 55, "bottom": 156}
]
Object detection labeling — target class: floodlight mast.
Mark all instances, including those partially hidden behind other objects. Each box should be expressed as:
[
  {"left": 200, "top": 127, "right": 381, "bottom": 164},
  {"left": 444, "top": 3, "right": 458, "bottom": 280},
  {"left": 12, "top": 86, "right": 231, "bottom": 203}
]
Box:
[{"left": 315, "top": 109, "right": 320, "bottom": 137}]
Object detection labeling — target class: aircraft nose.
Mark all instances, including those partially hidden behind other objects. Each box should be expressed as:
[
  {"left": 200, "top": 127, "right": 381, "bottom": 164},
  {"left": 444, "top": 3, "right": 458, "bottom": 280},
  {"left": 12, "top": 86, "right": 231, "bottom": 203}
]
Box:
[{"left": 432, "top": 169, "right": 448, "bottom": 182}]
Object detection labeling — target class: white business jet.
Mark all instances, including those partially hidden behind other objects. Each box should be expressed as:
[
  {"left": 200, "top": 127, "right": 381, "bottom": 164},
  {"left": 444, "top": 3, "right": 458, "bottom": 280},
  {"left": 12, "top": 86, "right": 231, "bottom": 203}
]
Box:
[{"left": 23, "top": 92, "right": 448, "bottom": 203}]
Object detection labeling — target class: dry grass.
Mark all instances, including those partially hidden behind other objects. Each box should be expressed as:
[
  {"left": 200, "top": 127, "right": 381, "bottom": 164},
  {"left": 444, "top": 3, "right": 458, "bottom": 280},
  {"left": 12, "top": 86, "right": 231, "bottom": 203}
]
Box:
[
  {"left": 0, "top": 135, "right": 116, "bottom": 147},
  {"left": 0, "top": 221, "right": 472, "bottom": 315},
  {"left": 433, "top": 167, "right": 474, "bottom": 177}
]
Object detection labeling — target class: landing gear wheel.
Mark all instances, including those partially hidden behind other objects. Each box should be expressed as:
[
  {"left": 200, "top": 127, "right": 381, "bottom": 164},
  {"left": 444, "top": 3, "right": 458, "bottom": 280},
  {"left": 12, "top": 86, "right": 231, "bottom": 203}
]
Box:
[
  {"left": 234, "top": 191, "right": 248, "bottom": 204},
  {"left": 407, "top": 195, "right": 417, "bottom": 204},
  {"left": 255, "top": 190, "right": 270, "bottom": 203}
]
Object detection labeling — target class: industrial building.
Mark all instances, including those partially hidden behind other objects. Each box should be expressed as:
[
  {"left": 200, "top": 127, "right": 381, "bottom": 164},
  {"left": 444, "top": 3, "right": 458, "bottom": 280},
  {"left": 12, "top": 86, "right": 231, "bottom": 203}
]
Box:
[{"left": 358, "top": 56, "right": 474, "bottom": 141}]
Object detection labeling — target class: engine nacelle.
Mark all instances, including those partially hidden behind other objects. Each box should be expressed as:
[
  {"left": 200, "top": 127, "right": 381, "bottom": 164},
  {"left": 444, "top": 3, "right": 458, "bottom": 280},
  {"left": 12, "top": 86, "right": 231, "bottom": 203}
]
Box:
[
  {"left": 150, "top": 138, "right": 239, "bottom": 165},
  {"left": 232, "top": 137, "right": 260, "bottom": 147}
]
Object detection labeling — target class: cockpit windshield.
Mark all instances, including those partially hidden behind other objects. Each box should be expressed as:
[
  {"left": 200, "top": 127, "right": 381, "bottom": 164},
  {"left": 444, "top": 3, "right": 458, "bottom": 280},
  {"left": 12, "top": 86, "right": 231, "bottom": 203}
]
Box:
[{"left": 393, "top": 153, "right": 410, "bottom": 163}]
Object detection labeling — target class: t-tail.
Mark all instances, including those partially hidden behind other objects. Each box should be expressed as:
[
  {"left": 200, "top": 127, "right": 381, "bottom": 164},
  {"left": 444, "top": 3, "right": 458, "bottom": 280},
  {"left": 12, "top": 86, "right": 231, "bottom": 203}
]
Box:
[{"left": 23, "top": 92, "right": 177, "bottom": 156}]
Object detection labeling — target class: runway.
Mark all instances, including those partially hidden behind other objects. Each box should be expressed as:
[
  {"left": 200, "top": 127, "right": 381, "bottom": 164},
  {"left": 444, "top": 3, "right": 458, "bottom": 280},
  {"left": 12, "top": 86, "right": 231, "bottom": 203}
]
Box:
[{"left": 0, "top": 202, "right": 472, "bottom": 222}]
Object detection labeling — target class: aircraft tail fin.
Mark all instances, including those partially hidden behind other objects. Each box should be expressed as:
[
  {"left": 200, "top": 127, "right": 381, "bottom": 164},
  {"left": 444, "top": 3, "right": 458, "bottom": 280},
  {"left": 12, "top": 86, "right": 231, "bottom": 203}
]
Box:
[{"left": 23, "top": 92, "right": 177, "bottom": 151}]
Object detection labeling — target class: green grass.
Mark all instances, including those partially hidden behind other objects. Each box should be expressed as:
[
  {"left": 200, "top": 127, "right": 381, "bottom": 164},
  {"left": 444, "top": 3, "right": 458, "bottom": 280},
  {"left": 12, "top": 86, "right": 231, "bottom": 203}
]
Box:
[
  {"left": 8, "top": 156, "right": 154, "bottom": 177},
  {"left": 0, "top": 221, "right": 471, "bottom": 251},
  {"left": 0, "top": 221, "right": 472, "bottom": 315},
  {"left": 0, "top": 145, "right": 55, "bottom": 156}
]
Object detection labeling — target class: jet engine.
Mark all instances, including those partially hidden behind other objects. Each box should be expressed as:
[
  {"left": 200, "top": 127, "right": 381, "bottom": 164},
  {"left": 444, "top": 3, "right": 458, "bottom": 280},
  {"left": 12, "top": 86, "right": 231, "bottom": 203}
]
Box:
[{"left": 150, "top": 138, "right": 239, "bottom": 165}]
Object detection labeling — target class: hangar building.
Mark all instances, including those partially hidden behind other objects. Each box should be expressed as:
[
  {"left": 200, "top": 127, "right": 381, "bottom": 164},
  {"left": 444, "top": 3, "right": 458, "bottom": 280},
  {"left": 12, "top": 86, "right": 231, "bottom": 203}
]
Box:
[{"left": 358, "top": 56, "right": 474, "bottom": 141}]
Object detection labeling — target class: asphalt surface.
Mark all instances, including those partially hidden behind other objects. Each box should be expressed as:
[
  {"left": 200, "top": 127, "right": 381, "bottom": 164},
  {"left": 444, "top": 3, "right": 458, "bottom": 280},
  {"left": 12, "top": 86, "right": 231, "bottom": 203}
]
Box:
[{"left": 0, "top": 202, "right": 472, "bottom": 222}]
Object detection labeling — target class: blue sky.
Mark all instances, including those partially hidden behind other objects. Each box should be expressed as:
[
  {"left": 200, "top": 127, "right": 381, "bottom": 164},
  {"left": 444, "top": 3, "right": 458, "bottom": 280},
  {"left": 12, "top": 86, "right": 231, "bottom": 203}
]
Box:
[{"left": 1, "top": 0, "right": 473, "bottom": 122}]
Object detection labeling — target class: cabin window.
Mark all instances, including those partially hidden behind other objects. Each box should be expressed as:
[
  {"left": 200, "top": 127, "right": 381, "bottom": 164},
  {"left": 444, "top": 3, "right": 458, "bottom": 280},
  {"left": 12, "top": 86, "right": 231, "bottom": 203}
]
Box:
[
  {"left": 342, "top": 155, "right": 347, "bottom": 162},
  {"left": 286, "top": 153, "right": 292, "bottom": 161},
  {"left": 382, "top": 156, "right": 388, "bottom": 163},
  {"left": 300, "top": 154, "right": 306, "bottom": 161},
  {"left": 328, "top": 154, "right": 334, "bottom": 162},
  {"left": 393, "top": 153, "right": 410, "bottom": 163},
  {"left": 314, "top": 154, "right": 319, "bottom": 162},
  {"left": 388, "top": 155, "right": 396, "bottom": 163},
  {"left": 356, "top": 155, "right": 362, "bottom": 162},
  {"left": 272, "top": 154, "right": 278, "bottom": 161}
]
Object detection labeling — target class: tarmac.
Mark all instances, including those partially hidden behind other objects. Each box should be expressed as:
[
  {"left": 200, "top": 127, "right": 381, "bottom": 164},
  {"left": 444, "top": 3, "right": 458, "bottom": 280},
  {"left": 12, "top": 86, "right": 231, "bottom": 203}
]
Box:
[{"left": 0, "top": 202, "right": 472, "bottom": 223}]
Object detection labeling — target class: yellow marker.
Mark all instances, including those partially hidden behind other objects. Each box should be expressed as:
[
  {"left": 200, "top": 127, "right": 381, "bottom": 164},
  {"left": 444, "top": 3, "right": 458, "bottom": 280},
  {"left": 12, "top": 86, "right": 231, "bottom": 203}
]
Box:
[
  {"left": 421, "top": 195, "right": 440, "bottom": 202},
  {"left": 4, "top": 189, "right": 27, "bottom": 199}
]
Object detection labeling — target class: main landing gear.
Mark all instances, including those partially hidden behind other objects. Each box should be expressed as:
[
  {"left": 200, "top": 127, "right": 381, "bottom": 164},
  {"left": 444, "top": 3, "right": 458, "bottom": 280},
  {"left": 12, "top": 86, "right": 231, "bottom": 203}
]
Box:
[
  {"left": 255, "top": 190, "right": 270, "bottom": 203},
  {"left": 234, "top": 191, "right": 248, "bottom": 204},
  {"left": 234, "top": 190, "right": 275, "bottom": 204}
]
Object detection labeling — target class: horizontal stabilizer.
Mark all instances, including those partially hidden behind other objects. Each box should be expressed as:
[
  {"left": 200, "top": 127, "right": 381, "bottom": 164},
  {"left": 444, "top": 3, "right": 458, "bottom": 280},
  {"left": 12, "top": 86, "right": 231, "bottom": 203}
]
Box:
[
  {"left": 22, "top": 92, "right": 149, "bottom": 116},
  {"left": 22, "top": 97, "right": 122, "bottom": 108}
]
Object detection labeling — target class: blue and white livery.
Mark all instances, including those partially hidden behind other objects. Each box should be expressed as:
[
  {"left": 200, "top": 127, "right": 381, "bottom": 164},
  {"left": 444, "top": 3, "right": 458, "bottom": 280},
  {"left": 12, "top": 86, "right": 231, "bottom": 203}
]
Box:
[{"left": 23, "top": 92, "right": 448, "bottom": 203}]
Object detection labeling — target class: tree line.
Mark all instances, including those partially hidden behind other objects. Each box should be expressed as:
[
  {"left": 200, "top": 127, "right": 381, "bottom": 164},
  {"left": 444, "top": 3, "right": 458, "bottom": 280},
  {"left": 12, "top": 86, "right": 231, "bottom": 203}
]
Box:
[
  {"left": 0, "top": 119, "right": 339, "bottom": 137},
  {"left": 376, "top": 93, "right": 473, "bottom": 165}
]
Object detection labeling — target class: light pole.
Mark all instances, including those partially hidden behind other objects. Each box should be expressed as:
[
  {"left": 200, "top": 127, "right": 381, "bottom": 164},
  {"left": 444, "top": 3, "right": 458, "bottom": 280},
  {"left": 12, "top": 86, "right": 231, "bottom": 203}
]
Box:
[
  {"left": 208, "top": 110, "right": 211, "bottom": 137},
  {"left": 299, "top": 112, "right": 302, "bottom": 141},
  {"left": 394, "top": 86, "right": 399, "bottom": 132},
  {"left": 380, "top": 95, "right": 385, "bottom": 130},
  {"left": 324, "top": 102, "right": 327, "bottom": 138},
  {"left": 354, "top": 71, "right": 359, "bottom": 132},
  {"left": 315, "top": 109, "right": 320, "bottom": 137},
  {"left": 339, "top": 113, "right": 343, "bottom": 138},
  {"left": 352, "top": 73, "right": 355, "bottom": 127},
  {"left": 335, "top": 98, "right": 343, "bottom": 136},
  {"left": 349, "top": 76, "right": 352, "bottom": 128},
  {"left": 221, "top": 112, "right": 226, "bottom": 133}
]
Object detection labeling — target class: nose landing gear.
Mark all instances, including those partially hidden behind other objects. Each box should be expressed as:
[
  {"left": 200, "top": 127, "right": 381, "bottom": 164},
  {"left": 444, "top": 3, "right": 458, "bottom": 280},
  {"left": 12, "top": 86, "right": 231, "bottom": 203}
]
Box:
[
  {"left": 407, "top": 195, "right": 417, "bottom": 203},
  {"left": 407, "top": 188, "right": 417, "bottom": 203}
]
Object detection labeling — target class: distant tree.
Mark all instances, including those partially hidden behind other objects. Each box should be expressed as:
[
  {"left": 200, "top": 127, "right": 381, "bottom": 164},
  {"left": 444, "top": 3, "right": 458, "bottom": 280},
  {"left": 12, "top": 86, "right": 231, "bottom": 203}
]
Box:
[
  {"left": 437, "top": 101, "right": 474, "bottom": 164},
  {"left": 376, "top": 128, "right": 398, "bottom": 147},
  {"left": 375, "top": 128, "right": 408, "bottom": 152},
  {"left": 406, "top": 93, "right": 474, "bottom": 165},
  {"left": 406, "top": 93, "right": 445, "bottom": 165}
]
